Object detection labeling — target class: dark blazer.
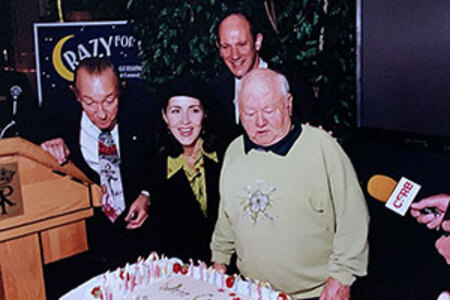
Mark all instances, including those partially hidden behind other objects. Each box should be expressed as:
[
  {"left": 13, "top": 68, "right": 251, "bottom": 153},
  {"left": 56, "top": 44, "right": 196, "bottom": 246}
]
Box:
[
  {"left": 41, "top": 80, "right": 158, "bottom": 207},
  {"left": 152, "top": 153, "right": 222, "bottom": 263},
  {"left": 208, "top": 65, "right": 322, "bottom": 140},
  {"left": 41, "top": 80, "right": 159, "bottom": 267}
]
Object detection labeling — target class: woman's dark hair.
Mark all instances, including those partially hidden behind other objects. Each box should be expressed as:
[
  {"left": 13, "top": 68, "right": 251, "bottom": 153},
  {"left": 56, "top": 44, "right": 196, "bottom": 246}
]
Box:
[{"left": 156, "top": 74, "right": 221, "bottom": 158}]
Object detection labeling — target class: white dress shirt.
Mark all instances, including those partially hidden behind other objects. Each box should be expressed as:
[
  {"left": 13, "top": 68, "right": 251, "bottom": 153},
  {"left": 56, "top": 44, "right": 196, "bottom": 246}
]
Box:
[{"left": 80, "top": 111, "right": 120, "bottom": 174}]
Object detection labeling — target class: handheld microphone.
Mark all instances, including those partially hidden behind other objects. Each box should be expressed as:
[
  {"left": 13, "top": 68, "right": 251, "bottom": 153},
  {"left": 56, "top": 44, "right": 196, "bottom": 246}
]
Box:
[{"left": 367, "top": 174, "right": 437, "bottom": 216}]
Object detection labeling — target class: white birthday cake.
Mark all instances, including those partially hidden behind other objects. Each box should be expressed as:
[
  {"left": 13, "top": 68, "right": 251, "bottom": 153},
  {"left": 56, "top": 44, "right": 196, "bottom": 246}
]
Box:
[{"left": 61, "top": 253, "right": 290, "bottom": 300}]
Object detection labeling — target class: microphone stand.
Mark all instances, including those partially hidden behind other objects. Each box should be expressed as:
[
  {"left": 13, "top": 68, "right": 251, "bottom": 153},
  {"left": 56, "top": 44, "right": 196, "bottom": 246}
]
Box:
[{"left": 0, "top": 86, "right": 22, "bottom": 139}]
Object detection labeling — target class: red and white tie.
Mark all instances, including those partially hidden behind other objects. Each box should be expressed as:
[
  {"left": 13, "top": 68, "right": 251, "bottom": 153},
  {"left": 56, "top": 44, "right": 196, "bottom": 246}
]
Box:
[{"left": 98, "top": 131, "right": 125, "bottom": 222}]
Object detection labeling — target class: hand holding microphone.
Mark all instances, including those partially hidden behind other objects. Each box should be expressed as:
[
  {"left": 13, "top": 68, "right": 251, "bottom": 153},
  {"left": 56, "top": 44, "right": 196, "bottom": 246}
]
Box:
[
  {"left": 367, "top": 174, "right": 449, "bottom": 232},
  {"left": 367, "top": 174, "right": 450, "bottom": 268}
]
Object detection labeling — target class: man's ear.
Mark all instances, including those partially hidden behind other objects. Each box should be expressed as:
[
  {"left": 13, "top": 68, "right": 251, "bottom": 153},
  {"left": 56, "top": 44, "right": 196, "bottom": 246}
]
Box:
[
  {"left": 287, "top": 93, "right": 293, "bottom": 116},
  {"left": 255, "top": 33, "right": 263, "bottom": 51},
  {"left": 216, "top": 40, "right": 223, "bottom": 58},
  {"left": 69, "top": 84, "right": 79, "bottom": 101}
]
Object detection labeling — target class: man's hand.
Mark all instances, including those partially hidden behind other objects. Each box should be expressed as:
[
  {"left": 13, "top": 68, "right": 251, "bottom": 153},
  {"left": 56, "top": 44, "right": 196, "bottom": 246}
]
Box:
[
  {"left": 443, "top": 220, "right": 450, "bottom": 233},
  {"left": 410, "top": 194, "right": 450, "bottom": 230},
  {"left": 435, "top": 234, "right": 450, "bottom": 264},
  {"left": 212, "top": 262, "right": 227, "bottom": 274},
  {"left": 319, "top": 277, "right": 350, "bottom": 300},
  {"left": 125, "top": 194, "right": 150, "bottom": 229},
  {"left": 41, "top": 138, "right": 70, "bottom": 165},
  {"left": 435, "top": 221, "right": 450, "bottom": 265}
]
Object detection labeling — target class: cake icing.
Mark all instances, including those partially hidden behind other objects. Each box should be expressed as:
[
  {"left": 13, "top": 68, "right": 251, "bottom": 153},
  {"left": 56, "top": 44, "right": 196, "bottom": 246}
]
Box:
[{"left": 63, "top": 253, "right": 291, "bottom": 300}]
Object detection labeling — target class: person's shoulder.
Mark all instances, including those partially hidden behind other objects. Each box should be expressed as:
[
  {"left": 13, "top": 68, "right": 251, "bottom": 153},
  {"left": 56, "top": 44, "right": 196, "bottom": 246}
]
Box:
[
  {"left": 301, "top": 124, "right": 338, "bottom": 147},
  {"left": 223, "top": 135, "right": 245, "bottom": 162},
  {"left": 301, "top": 125, "right": 353, "bottom": 165},
  {"left": 228, "top": 135, "right": 245, "bottom": 150}
]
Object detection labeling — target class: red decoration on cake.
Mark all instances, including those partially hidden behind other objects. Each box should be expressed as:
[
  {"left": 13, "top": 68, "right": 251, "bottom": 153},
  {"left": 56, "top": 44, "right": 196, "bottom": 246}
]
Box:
[
  {"left": 90, "top": 286, "right": 102, "bottom": 299},
  {"left": 173, "top": 262, "right": 182, "bottom": 274},
  {"left": 180, "top": 265, "right": 189, "bottom": 275},
  {"left": 226, "top": 275, "right": 236, "bottom": 288},
  {"left": 277, "top": 292, "right": 288, "bottom": 300}
]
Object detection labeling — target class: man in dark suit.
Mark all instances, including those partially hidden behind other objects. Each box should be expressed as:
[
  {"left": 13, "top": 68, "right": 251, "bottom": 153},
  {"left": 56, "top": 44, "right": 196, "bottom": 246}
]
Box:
[
  {"left": 41, "top": 58, "right": 158, "bottom": 268},
  {"left": 209, "top": 13, "right": 320, "bottom": 139}
]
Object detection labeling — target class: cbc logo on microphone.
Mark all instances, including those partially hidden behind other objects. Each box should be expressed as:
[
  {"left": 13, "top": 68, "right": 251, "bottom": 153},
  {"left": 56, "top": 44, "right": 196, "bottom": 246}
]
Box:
[{"left": 386, "top": 177, "right": 421, "bottom": 216}]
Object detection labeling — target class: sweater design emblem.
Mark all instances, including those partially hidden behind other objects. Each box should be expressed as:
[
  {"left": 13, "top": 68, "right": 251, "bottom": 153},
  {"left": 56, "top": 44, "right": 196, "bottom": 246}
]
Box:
[{"left": 240, "top": 180, "right": 276, "bottom": 224}]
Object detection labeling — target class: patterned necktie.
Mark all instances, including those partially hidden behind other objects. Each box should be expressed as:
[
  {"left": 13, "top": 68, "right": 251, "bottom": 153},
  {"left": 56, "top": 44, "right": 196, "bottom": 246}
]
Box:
[{"left": 98, "top": 131, "right": 125, "bottom": 222}]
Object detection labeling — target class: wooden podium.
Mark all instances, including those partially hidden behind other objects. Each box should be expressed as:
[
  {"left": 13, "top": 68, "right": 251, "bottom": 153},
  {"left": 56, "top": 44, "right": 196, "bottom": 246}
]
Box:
[{"left": 0, "top": 137, "right": 101, "bottom": 300}]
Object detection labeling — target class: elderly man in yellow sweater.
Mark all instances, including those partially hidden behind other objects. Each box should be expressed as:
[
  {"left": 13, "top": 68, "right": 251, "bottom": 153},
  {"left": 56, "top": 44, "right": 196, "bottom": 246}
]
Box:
[{"left": 211, "top": 68, "right": 369, "bottom": 300}]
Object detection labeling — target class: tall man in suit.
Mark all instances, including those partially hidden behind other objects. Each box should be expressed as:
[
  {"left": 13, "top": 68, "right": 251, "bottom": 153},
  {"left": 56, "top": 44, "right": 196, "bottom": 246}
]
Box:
[
  {"left": 41, "top": 58, "right": 158, "bottom": 268},
  {"left": 209, "top": 13, "right": 320, "bottom": 140}
]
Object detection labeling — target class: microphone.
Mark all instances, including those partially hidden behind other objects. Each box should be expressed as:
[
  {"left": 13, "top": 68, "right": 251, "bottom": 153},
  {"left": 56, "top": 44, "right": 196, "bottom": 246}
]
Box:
[
  {"left": 10, "top": 85, "right": 22, "bottom": 117},
  {"left": 367, "top": 174, "right": 437, "bottom": 216},
  {"left": 0, "top": 85, "right": 22, "bottom": 139}
]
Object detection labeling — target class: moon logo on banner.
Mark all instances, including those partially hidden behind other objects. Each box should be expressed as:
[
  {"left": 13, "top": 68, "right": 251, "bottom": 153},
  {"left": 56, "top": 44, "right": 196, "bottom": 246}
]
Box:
[{"left": 52, "top": 34, "right": 75, "bottom": 82}]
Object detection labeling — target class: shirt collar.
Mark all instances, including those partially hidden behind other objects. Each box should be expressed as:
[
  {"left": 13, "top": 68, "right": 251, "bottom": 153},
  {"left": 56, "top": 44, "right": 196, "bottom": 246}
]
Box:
[
  {"left": 243, "top": 122, "right": 302, "bottom": 156},
  {"left": 167, "top": 141, "right": 218, "bottom": 179},
  {"left": 258, "top": 58, "right": 268, "bottom": 69}
]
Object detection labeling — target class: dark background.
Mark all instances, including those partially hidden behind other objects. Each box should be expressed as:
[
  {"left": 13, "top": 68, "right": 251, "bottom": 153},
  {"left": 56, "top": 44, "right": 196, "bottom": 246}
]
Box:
[
  {"left": 354, "top": 1, "right": 450, "bottom": 296},
  {"left": 358, "top": 0, "right": 450, "bottom": 138}
]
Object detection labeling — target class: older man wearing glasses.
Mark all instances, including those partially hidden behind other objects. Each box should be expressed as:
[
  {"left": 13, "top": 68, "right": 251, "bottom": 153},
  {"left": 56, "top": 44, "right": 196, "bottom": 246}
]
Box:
[{"left": 40, "top": 57, "right": 158, "bottom": 271}]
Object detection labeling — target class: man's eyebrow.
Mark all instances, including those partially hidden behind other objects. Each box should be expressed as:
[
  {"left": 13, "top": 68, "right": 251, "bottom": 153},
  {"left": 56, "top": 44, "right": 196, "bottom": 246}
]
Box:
[
  {"left": 105, "top": 92, "right": 117, "bottom": 98},
  {"left": 81, "top": 95, "right": 94, "bottom": 101}
]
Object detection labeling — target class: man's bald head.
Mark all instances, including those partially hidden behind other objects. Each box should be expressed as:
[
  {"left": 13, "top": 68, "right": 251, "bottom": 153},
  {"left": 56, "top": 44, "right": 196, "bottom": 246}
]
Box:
[
  {"left": 217, "top": 13, "right": 263, "bottom": 78},
  {"left": 238, "top": 68, "right": 290, "bottom": 102},
  {"left": 238, "top": 69, "right": 293, "bottom": 147},
  {"left": 218, "top": 13, "right": 257, "bottom": 43}
]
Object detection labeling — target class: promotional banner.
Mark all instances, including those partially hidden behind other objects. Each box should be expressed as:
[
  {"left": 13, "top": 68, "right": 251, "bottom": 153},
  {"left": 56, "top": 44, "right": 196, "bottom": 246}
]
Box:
[{"left": 34, "top": 21, "right": 142, "bottom": 104}]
